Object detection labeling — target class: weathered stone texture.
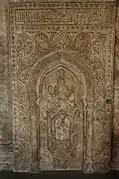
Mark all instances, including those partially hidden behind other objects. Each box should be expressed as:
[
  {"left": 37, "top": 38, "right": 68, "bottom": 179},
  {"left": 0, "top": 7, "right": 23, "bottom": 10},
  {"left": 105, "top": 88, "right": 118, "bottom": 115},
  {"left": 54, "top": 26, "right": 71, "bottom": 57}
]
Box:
[
  {"left": 8, "top": 1, "right": 115, "bottom": 173},
  {"left": 111, "top": 6, "right": 119, "bottom": 169},
  {"left": 0, "top": 0, "right": 119, "bottom": 173},
  {"left": 0, "top": 0, "right": 12, "bottom": 170}
]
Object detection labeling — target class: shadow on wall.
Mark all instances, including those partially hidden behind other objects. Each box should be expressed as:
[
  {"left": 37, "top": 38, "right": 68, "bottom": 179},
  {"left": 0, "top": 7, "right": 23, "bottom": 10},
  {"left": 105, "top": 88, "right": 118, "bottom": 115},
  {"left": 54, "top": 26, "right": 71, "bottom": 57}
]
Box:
[
  {"left": 0, "top": 170, "right": 119, "bottom": 179},
  {"left": 111, "top": 128, "right": 119, "bottom": 168}
]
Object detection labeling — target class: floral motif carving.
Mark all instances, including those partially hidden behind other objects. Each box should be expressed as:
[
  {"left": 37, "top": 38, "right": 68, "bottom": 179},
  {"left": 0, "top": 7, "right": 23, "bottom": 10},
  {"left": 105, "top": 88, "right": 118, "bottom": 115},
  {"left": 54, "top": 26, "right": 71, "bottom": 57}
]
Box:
[
  {"left": 16, "top": 33, "right": 34, "bottom": 57},
  {"left": 73, "top": 32, "right": 90, "bottom": 53},
  {"left": 34, "top": 33, "right": 50, "bottom": 52},
  {"left": 52, "top": 32, "right": 71, "bottom": 49}
]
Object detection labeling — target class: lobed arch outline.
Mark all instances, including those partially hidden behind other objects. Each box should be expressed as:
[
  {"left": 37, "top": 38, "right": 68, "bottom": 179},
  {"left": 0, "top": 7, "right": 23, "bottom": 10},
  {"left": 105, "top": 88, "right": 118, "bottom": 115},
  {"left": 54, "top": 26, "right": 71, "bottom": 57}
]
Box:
[
  {"left": 28, "top": 50, "right": 95, "bottom": 97},
  {"left": 36, "top": 64, "right": 86, "bottom": 102}
]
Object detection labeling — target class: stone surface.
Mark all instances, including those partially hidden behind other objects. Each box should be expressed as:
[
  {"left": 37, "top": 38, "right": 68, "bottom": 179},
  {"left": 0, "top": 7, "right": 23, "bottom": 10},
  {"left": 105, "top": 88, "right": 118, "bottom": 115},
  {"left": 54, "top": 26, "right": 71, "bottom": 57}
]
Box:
[
  {"left": 0, "top": 0, "right": 119, "bottom": 173},
  {"left": 111, "top": 6, "right": 119, "bottom": 169},
  {"left": 0, "top": 0, "right": 12, "bottom": 171}
]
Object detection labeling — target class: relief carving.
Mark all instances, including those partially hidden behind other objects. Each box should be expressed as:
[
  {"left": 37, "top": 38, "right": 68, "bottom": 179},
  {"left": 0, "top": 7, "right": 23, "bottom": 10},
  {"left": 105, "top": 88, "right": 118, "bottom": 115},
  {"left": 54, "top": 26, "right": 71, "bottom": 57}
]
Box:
[
  {"left": 7, "top": 1, "right": 115, "bottom": 172},
  {"left": 37, "top": 67, "right": 85, "bottom": 169}
]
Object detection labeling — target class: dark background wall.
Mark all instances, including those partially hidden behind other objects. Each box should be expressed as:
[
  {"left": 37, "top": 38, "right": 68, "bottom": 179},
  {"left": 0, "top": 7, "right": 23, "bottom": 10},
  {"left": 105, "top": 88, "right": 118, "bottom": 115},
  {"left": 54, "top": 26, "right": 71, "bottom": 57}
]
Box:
[{"left": 0, "top": 170, "right": 119, "bottom": 179}]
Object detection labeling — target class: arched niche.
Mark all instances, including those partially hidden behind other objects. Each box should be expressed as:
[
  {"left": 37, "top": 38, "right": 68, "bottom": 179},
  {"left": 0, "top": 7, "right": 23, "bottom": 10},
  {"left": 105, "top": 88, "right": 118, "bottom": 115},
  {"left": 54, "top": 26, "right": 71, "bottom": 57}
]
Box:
[{"left": 28, "top": 51, "right": 95, "bottom": 171}]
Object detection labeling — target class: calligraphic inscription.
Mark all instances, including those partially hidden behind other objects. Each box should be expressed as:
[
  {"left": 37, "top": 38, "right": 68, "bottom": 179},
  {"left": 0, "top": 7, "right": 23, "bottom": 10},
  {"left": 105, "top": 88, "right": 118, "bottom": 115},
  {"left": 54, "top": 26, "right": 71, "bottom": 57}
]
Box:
[{"left": 8, "top": 1, "right": 115, "bottom": 172}]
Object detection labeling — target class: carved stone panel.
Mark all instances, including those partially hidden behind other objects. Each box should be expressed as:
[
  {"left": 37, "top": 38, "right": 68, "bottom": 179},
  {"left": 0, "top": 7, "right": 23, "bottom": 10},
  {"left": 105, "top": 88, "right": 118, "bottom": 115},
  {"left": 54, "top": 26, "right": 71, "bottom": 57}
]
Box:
[{"left": 8, "top": 1, "right": 116, "bottom": 172}]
